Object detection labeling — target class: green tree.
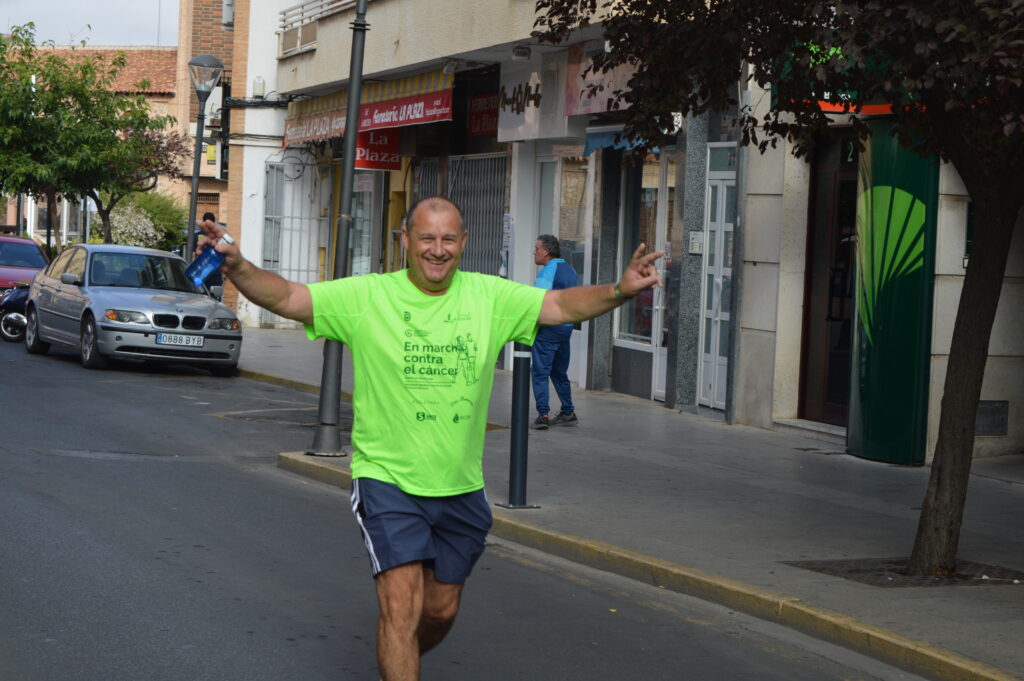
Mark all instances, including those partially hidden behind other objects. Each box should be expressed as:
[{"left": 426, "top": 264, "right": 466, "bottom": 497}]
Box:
[
  {"left": 82, "top": 126, "right": 191, "bottom": 245},
  {"left": 124, "top": 190, "right": 189, "bottom": 251},
  {"left": 0, "top": 23, "right": 190, "bottom": 245},
  {"left": 535, "top": 0, "right": 1023, "bottom": 576}
]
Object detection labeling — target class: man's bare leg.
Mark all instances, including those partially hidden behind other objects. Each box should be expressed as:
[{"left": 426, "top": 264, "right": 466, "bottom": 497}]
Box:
[
  {"left": 418, "top": 565, "right": 463, "bottom": 654},
  {"left": 376, "top": 563, "right": 423, "bottom": 681},
  {"left": 375, "top": 562, "right": 464, "bottom": 681}
]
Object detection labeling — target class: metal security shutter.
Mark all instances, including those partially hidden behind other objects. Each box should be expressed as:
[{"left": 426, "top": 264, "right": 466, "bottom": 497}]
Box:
[
  {"left": 416, "top": 159, "right": 439, "bottom": 200},
  {"left": 261, "top": 158, "right": 332, "bottom": 326},
  {"left": 448, "top": 154, "right": 506, "bottom": 276}
]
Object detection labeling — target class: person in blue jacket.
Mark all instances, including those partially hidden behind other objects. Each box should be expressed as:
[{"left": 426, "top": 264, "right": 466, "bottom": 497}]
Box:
[{"left": 530, "top": 234, "right": 579, "bottom": 429}]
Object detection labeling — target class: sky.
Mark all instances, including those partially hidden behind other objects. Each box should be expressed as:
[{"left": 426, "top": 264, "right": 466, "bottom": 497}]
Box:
[{"left": 3, "top": 0, "right": 180, "bottom": 46}]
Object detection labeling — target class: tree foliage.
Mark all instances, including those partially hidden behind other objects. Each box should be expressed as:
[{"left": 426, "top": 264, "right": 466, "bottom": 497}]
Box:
[
  {"left": 0, "top": 23, "right": 189, "bottom": 245},
  {"left": 535, "top": 0, "right": 1024, "bottom": 576},
  {"left": 535, "top": 0, "right": 1023, "bottom": 164},
  {"left": 124, "top": 190, "right": 189, "bottom": 252},
  {"left": 109, "top": 202, "right": 162, "bottom": 249}
]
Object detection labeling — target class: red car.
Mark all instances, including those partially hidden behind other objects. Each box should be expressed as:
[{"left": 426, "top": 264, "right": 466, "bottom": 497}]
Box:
[{"left": 0, "top": 235, "right": 49, "bottom": 293}]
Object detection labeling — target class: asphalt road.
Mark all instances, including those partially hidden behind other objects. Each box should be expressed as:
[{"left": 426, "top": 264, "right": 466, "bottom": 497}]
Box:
[{"left": 0, "top": 342, "right": 927, "bottom": 681}]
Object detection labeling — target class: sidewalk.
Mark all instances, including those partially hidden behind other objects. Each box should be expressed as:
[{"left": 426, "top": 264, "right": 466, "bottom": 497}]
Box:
[{"left": 240, "top": 327, "right": 1024, "bottom": 681}]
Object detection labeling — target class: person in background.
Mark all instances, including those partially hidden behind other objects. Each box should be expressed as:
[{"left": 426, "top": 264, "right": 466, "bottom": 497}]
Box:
[
  {"left": 198, "top": 212, "right": 224, "bottom": 290},
  {"left": 530, "top": 234, "right": 579, "bottom": 430}
]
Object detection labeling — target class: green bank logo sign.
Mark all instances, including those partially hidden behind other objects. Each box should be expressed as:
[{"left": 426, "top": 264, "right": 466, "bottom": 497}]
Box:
[{"left": 856, "top": 185, "right": 926, "bottom": 345}]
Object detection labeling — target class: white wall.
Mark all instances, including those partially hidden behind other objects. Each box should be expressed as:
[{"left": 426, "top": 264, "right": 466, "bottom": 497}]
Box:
[
  {"left": 277, "top": 0, "right": 540, "bottom": 93},
  {"left": 234, "top": 0, "right": 294, "bottom": 327},
  {"left": 928, "top": 163, "right": 1024, "bottom": 459},
  {"left": 732, "top": 83, "right": 807, "bottom": 428}
]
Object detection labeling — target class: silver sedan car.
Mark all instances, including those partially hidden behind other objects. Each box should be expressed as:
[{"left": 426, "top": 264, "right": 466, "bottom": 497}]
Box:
[{"left": 25, "top": 244, "right": 242, "bottom": 376}]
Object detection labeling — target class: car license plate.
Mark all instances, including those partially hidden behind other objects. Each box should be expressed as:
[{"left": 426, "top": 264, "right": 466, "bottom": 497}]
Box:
[{"left": 156, "top": 333, "right": 204, "bottom": 347}]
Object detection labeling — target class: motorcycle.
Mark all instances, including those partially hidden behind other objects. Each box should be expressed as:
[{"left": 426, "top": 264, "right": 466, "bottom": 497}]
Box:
[{"left": 0, "top": 281, "right": 30, "bottom": 343}]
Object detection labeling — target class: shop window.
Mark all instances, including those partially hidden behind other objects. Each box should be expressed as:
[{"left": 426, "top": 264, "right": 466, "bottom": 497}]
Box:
[
  {"left": 617, "top": 154, "right": 660, "bottom": 343},
  {"left": 558, "top": 156, "right": 589, "bottom": 331}
]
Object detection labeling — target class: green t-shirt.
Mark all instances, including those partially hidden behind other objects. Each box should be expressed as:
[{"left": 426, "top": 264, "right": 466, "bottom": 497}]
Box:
[{"left": 305, "top": 270, "right": 545, "bottom": 496}]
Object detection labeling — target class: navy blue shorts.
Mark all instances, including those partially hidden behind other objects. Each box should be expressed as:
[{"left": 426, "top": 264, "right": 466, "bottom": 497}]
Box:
[{"left": 350, "top": 478, "right": 493, "bottom": 584}]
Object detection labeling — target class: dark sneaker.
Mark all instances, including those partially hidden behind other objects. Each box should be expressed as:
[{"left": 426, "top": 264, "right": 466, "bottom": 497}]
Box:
[
  {"left": 550, "top": 411, "right": 578, "bottom": 426},
  {"left": 531, "top": 414, "right": 550, "bottom": 430}
]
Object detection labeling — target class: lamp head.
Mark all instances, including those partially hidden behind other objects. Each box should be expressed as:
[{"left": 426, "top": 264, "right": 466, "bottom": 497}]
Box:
[{"left": 188, "top": 54, "right": 224, "bottom": 99}]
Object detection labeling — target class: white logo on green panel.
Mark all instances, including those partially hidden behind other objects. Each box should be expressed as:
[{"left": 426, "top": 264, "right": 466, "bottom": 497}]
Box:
[{"left": 856, "top": 185, "right": 927, "bottom": 345}]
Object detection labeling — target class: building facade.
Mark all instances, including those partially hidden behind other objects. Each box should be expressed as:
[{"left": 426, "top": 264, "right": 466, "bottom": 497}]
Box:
[{"left": 215, "top": 0, "right": 1020, "bottom": 461}]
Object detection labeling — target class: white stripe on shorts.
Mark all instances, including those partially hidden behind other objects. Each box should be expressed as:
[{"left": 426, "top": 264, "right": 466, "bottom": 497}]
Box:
[{"left": 351, "top": 479, "right": 382, "bottom": 575}]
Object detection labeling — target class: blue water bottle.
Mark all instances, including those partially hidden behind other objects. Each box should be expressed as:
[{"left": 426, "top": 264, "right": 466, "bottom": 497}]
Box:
[{"left": 185, "top": 232, "right": 234, "bottom": 287}]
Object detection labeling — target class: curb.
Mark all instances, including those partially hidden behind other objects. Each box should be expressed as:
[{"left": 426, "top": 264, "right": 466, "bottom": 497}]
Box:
[
  {"left": 276, "top": 450, "right": 1021, "bottom": 681},
  {"left": 238, "top": 369, "right": 349, "bottom": 399}
]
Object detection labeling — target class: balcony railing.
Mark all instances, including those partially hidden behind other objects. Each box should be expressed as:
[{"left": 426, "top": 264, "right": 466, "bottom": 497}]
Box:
[{"left": 279, "top": 0, "right": 364, "bottom": 56}]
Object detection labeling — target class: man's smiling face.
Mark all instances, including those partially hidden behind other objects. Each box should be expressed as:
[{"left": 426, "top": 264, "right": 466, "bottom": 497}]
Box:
[{"left": 402, "top": 199, "right": 468, "bottom": 295}]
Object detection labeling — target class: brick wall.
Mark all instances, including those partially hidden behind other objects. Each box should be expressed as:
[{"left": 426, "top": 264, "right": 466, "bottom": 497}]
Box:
[
  {"left": 221, "top": 0, "right": 249, "bottom": 311},
  {"left": 188, "top": 0, "right": 234, "bottom": 121},
  {"left": 44, "top": 47, "right": 178, "bottom": 95}
]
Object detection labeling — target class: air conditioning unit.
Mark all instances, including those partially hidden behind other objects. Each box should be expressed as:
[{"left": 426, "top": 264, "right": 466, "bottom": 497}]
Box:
[{"left": 222, "top": 0, "right": 235, "bottom": 27}]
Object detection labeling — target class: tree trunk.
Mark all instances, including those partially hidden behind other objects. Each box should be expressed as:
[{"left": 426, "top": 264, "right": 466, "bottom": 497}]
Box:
[
  {"left": 90, "top": 193, "right": 119, "bottom": 244},
  {"left": 906, "top": 199, "right": 1021, "bottom": 575},
  {"left": 101, "top": 209, "right": 114, "bottom": 244}
]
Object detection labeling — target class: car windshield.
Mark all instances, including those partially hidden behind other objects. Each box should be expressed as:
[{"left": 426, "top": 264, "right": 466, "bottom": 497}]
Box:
[
  {"left": 89, "top": 252, "right": 203, "bottom": 293},
  {"left": 0, "top": 241, "right": 47, "bottom": 268}
]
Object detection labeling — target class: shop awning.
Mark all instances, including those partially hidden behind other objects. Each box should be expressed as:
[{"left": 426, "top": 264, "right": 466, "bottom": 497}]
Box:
[{"left": 284, "top": 68, "right": 454, "bottom": 146}]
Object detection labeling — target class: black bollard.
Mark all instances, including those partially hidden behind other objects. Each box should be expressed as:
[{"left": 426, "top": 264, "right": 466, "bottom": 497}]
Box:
[{"left": 497, "top": 342, "right": 540, "bottom": 509}]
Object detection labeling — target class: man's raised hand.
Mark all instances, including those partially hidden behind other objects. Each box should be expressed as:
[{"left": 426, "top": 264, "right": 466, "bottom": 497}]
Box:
[{"left": 616, "top": 243, "right": 665, "bottom": 298}]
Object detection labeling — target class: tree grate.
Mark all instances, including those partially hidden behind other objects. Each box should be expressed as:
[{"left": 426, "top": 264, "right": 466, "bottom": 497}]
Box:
[{"left": 781, "top": 557, "right": 1024, "bottom": 588}]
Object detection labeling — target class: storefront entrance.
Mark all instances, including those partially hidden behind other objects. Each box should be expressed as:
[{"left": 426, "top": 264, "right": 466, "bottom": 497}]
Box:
[
  {"left": 612, "top": 150, "right": 676, "bottom": 401},
  {"left": 799, "top": 133, "right": 857, "bottom": 426}
]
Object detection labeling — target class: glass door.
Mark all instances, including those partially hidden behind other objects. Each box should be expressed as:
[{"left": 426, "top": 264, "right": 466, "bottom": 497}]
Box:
[
  {"left": 349, "top": 171, "right": 384, "bottom": 276},
  {"left": 615, "top": 152, "right": 674, "bottom": 400},
  {"left": 651, "top": 154, "right": 676, "bottom": 400},
  {"left": 555, "top": 156, "right": 590, "bottom": 386},
  {"left": 698, "top": 178, "right": 735, "bottom": 409},
  {"left": 536, "top": 155, "right": 593, "bottom": 386}
]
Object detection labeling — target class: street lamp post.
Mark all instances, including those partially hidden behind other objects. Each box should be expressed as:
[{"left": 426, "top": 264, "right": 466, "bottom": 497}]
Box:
[
  {"left": 185, "top": 54, "right": 224, "bottom": 262},
  {"left": 306, "top": 0, "right": 370, "bottom": 456}
]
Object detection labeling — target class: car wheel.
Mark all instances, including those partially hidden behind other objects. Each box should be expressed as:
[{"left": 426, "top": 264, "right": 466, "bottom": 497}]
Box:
[
  {"left": 80, "top": 316, "right": 108, "bottom": 369},
  {"left": 24, "top": 307, "right": 49, "bottom": 355},
  {"left": 210, "top": 364, "right": 237, "bottom": 378},
  {"left": 0, "top": 311, "right": 25, "bottom": 343}
]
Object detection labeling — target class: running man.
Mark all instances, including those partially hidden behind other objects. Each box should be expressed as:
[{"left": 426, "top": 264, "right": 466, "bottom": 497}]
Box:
[{"left": 196, "top": 196, "right": 662, "bottom": 681}]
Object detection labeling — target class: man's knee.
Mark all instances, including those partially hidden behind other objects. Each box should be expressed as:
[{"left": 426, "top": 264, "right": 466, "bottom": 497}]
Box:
[
  {"left": 421, "top": 574, "right": 462, "bottom": 625},
  {"left": 421, "top": 598, "right": 459, "bottom": 626}
]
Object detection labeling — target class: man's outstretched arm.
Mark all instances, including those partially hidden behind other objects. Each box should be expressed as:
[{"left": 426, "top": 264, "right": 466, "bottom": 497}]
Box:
[
  {"left": 195, "top": 219, "right": 314, "bottom": 326},
  {"left": 538, "top": 244, "right": 664, "bottom": 326}
]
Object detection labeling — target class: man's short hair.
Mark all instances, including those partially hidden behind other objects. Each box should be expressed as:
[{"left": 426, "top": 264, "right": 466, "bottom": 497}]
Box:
[
  {"left": 202, "top": 212, "right": 216, "bottom": 222},
  {"left": 537, "top": 234, "right": 560, "bottom": 258},
  {"left": 407, "top": 196, "right": 465, "bottom": 232}
]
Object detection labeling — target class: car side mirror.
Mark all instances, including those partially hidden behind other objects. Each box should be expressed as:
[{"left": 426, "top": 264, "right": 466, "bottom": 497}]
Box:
[{"left": 60, "top": 272, "right": 81, "bottom": 286}]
